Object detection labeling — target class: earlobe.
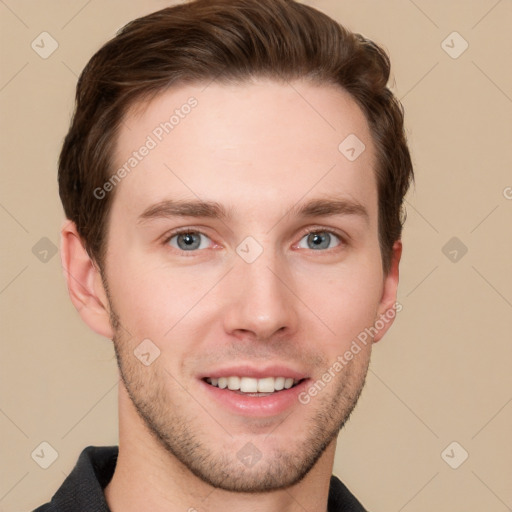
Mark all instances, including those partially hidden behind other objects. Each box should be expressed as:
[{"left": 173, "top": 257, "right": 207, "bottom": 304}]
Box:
[
  {"left": 60, "top": 219, "right": 114, "bottom": 340},
  {"left": 373, "top": 240, "right": 402, "bottom": 343}
]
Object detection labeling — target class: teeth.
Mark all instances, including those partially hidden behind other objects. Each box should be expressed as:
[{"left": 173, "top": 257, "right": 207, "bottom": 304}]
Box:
[
  {"left": 257, "top": 377, "right": 275, "bottom": 393},
  {"left": 284, "top": 378, "right": 294, "bottom": 389},
  {"left": 274, "top": 377, "right": 285, "bottom": 391},
  {"left": 205, "top": 376, "right": 301, "bottom": 393},
  {"left": 227, "top": 376, "right": 240, "bottom": 390},
  {"left": 240, "top": 377, "right": 258, "bottom": 393}
]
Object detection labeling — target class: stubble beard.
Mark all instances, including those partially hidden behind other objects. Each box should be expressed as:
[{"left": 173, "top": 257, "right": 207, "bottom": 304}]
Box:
[
  {"left": 102, "top": 271, "right": 371, "bottom": 493},
  {"left": 111, "top": 327, "right": 370, "bottom": 493}
]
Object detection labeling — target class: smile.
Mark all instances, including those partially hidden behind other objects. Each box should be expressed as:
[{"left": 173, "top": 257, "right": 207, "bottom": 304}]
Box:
[{"left": 204, "top": 376, "right": 304, "bottom": 395}]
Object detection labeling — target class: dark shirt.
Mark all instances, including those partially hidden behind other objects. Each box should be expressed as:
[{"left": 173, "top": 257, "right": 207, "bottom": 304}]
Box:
[{"left": 33, "top": 446, "right": 368, "bottom": 511}]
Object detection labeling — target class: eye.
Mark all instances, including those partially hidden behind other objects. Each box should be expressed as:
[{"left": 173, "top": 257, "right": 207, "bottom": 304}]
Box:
[
  {"left": 165, "top": 230, "right": 212, "bottom": 251},
  {"left": 297, "top": 230, "right": 342, "bottom": 251},
  {"left": 163, "top": 228, "right": 344, "bottom": 254}
]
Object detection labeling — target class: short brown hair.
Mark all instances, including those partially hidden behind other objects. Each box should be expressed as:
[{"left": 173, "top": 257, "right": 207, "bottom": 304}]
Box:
[{"left": 59, "top": 0, "right": 413, "bottom": 274}]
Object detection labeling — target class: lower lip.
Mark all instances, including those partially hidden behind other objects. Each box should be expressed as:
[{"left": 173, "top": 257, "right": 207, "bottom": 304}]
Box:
[{"left": 199, "top": 378, "right": 310, "bottom": 417}]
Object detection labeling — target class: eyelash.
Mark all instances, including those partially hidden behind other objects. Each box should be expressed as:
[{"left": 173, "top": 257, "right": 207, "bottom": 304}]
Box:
[{"left": 162, "top": 226, "right": 347, "bottom": 255}]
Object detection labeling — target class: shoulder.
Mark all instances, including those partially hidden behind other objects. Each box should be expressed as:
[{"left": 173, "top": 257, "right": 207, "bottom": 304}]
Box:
[
  {"left": 32, "top": 445, "right": 118, "bottom": 512},
  {"left": 328, "top": 474, "right": 369, "bottom": 512}
]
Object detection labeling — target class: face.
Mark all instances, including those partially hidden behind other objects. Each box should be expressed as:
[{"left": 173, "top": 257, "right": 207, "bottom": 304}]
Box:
[{"left": 98, "top": 79, "right": 398, "bottom": 492}]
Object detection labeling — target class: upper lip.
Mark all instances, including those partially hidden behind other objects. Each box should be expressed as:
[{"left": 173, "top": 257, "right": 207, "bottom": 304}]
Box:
[{"left": 198, "top": 365, "right": 309, "bottom": 381}]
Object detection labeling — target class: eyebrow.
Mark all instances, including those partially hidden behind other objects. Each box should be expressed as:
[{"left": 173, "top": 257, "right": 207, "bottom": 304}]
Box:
[{"left": 137, "top": 197, "right": 369, "bottom": 225}]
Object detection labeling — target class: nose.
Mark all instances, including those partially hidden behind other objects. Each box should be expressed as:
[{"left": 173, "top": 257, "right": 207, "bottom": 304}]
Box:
[{"left": 222, "top": 248, "right": 299, "bottom": 342}]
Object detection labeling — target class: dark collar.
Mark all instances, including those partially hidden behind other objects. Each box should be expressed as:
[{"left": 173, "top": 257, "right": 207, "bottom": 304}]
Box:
[{"left": 34, "top": 445, "right": 367, "bottom": 511}]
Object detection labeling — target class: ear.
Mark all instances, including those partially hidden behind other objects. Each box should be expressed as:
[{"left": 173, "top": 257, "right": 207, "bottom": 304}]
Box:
[
  {"left": 373, "top": 240, "right": 402, "bottom": 343},
  {"left": 60, "top": 219, "right": 114, "bottom": 339}
]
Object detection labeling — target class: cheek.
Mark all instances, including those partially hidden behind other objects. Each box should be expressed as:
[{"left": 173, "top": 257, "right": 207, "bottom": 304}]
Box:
[
  {"left": 295, "top": 258, "right": 383, "bottom": 350},
  {"left": 106, "top": 228, "right": 383, "bottom": 352},
  {"left": 106, "top": 247, "right": 224, "bottom": 345},
  {"left": 106, "top": 259, "right": 179, "bottom": 337}
]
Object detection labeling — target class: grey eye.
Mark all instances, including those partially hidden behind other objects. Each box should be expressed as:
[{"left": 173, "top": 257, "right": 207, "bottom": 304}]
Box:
[
  {"left": 169, "top": 232, "right": 210, "bottom": 251},
  {"left": 298, "top": 231, "right": 340, "bottom": 250}
]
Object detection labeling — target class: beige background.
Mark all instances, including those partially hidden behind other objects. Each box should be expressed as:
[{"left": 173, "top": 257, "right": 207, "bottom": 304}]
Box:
[{"left": 1, "top": 0, "right": 511, "bottom": 511}]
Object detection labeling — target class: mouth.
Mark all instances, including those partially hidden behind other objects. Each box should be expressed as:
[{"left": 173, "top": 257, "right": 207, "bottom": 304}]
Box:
[
  {"left": 198, "top": 365, "right": 310, "bottom": 416},
  {"left": 202, "top": 376, "right": 307, "bottom": 397},
  {"left": 200, "top": 375, "right": 310, "bottom": 416}
]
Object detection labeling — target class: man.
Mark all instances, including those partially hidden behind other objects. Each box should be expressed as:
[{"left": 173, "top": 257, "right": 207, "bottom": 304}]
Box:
[{"left": 36, "top": 0, "right": 413, "bottom": 510}]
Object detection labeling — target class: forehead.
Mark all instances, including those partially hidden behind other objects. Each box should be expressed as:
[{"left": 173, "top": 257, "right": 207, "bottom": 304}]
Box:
[{"left": 111, "top": 79, "right": 377, "bottom": 225}]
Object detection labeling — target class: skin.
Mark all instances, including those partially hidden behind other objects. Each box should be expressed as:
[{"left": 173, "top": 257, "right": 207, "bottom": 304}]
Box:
[{"left": 61, "top": 79, "right": 401, "bottom": 512}]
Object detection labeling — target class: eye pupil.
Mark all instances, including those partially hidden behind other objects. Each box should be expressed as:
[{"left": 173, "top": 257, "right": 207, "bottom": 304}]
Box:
[
  {"left": 308, "top": 232, "right": 330, "bottom": 250},
  {"left": 177, "top": 232, "right": 201, "bottom": 250}
]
